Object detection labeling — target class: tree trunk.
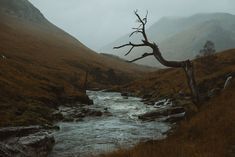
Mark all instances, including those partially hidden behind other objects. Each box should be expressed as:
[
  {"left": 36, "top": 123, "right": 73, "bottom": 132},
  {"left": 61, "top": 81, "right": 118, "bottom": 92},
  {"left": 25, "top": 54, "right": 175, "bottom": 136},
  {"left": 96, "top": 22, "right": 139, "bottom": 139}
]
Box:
[
  {"left": 183, "top": 61, "right": 199, "bottom": 104},
  {"left": 82, "top": 71, "right": 88, "bottom": 93},
  {"left": 152, "top": 44, "right": 200, "bottom": 105}
]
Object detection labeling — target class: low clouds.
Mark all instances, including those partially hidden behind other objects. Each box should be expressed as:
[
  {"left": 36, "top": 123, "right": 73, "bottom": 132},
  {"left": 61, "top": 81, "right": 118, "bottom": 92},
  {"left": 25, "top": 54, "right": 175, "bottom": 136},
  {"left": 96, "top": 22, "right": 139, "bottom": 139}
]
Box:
[{"left": 28, "top": 0, "right": 235, "bottom": 51}]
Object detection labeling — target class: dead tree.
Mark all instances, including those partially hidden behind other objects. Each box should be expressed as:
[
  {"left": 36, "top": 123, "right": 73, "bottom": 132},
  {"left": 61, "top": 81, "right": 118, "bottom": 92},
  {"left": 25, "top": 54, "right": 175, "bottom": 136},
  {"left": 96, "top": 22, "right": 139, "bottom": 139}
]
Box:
[
  {"left": 114, "top": 10, "right": 200, "bottom": 104},
  {"left": 82, "top": 70, "right": 88, "bottom": 93}
]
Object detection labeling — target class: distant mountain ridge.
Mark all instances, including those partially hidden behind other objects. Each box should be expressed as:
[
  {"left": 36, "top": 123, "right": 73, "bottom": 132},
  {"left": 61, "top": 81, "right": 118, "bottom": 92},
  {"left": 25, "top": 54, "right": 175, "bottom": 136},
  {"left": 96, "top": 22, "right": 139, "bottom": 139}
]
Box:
[{"left": 101, "top": 13, "right": 235, "bottom": 67}]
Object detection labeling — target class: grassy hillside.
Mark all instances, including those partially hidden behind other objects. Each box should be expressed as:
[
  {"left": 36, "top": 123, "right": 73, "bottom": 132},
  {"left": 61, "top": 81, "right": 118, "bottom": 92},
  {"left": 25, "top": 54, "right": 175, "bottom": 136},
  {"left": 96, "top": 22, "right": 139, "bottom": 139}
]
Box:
[
  {"left": 0, "top": 0, "right": 151, "bottom": 127},
  {"left": 102, "top": 49, "right": 235, "bottom": 157}
]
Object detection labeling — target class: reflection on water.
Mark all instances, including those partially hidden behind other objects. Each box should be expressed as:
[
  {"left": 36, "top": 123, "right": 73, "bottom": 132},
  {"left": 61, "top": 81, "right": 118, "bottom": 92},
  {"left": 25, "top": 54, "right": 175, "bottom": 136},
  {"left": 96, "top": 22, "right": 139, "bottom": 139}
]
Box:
[{"left": 49, "top": 91, "right": 171, "bottom": 157}]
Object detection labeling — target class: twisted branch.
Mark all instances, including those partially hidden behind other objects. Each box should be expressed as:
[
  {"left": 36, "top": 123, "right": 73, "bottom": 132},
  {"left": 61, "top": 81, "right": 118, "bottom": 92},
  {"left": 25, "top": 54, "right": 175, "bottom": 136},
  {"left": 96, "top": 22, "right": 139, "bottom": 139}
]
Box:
[{"left": 113, "top": 10, "right": 151, "bottom": 57}]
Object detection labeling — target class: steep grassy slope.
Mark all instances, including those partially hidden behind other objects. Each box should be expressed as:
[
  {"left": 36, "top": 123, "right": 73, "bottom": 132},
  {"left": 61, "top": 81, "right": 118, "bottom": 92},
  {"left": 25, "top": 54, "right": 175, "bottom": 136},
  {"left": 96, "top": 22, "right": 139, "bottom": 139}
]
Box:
[
  {"left": 0, "top": 0, "right": 151, "bottom": 127},
  {"left": 102, "top": 49, "right": 235, "bottom": 157}
]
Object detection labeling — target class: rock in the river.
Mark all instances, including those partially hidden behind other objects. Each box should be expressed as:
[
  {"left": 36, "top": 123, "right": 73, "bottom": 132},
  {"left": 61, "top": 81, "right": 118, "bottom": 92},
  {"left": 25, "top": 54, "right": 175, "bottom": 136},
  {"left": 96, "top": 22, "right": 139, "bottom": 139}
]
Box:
[
  {"left": 18, "top": 132, "right": 55, "bottom": 156},
  {"left": 103, "top": 108, "right": 112, "bottom": 116},
  {"left": 81, "top": 108, "right": 103, "bottom": 117},
  {"left": 165, "top": 112, "right": 186, "bottom": 123},
  {"left": 121, "top": 92, "right": 129, "bottom": 97},
  {"left": 224, "top": 76, "right": 233, "bottom": 89},
  {"left": 0, "top": 125, "right": 42, "bottom": 140},
  {"left": 52, "top": 112, "right": 64, "bottom": 121},
  {"left": 138, "top": 107, "right": 185, "bottom": 121},
  {"left": 154, "top": 99, "right": 172, "bottom": 109},
  {"left": 58, "top": 105, "right": 104, "bottom": 122},
  {"left": 121, "top": 92, "right": 135, "bottom": 97},
  {"left": 0, "top": 126, "right": 55, "bottom": 157}
]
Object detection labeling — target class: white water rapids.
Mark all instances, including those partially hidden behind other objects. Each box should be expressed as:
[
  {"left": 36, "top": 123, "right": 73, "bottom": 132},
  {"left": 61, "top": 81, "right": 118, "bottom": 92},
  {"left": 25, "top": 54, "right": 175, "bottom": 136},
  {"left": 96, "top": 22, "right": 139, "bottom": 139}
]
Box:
[{"left": 49, "top": 90, "right": 171, "bottom": 157}]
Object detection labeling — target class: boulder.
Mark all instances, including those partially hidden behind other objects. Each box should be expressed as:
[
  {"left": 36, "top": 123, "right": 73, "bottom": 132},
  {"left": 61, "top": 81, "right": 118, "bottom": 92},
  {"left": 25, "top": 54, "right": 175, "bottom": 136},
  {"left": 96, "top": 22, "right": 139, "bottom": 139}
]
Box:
[
  {"left": 0, "top": 126, "right": 55, "bottom": 157},
  {"left": 18, "top": 132, "right": 55, "bottom": 156}
]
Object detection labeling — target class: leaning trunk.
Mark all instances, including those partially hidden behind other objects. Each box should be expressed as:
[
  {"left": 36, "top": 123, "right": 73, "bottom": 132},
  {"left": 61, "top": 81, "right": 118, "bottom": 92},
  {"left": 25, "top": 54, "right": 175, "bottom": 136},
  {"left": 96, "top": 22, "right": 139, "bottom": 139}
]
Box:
[
  {"left": 82, "top": 71, "right": 88, "bottom": 93},
  {"left": 152, "top": 45, "right": 200, "bottom": 105},
  {"left": 183, "top": 60, "right": 199, "bottom": 104}
]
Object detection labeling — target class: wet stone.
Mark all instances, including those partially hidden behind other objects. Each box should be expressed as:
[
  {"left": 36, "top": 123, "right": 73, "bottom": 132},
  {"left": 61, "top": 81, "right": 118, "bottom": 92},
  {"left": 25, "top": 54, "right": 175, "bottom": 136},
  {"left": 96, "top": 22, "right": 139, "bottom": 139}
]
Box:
[{"left": 0, "top": 126, "right": 55, "bottom": 157}]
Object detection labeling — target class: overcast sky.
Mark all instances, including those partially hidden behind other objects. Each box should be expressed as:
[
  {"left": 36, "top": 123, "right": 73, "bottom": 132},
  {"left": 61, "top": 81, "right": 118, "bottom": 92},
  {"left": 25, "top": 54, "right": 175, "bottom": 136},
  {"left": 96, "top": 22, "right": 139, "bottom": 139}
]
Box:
[{"left": 28, "top": 0, "right": 235, "bottom": 51}]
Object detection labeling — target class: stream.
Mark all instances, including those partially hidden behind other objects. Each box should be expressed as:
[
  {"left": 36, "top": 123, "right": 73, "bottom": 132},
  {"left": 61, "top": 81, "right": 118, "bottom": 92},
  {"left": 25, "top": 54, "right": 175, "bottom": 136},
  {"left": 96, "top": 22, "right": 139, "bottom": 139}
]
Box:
[{"left": 49, "top": 90, "right": 171, "bottom": 157}]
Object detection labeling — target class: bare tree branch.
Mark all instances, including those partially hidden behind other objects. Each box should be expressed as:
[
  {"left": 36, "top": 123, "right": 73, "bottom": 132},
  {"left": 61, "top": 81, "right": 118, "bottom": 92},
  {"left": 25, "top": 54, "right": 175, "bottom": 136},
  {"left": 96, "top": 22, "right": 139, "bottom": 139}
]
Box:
[
  {"left": 134, "top": 10, "right": 145, "bottom": 26},
  {"left": 113, "top": 10, "right": 150, "bottom": 56},
  {"left": 129, "top": 30, "right": 143, "bottom": 37},
  {"left": 129, "top": 52, "right": 154, "bottom": 62},
  {"left": 113, "top": 42, "right": 146, "bottom": 56},
  {"left": 144, "top": 10, "right": 148, "bottom": 24},
  {"left": 134, "top": 10, "right": 149, "bottom": 42},
  {"left": 132, "top": 24, "right": 142, "bottom": 30}
]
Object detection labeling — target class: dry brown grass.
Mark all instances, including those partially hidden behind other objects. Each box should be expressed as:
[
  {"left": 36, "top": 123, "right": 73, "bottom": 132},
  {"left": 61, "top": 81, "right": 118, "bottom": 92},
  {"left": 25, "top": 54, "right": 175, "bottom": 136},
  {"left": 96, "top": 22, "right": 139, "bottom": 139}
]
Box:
[
  {"left": 102, "top": 49, "right": 235, "bottom": 157},
  {"left": 102, "top": 83, "right": 235, "bottom": 157}
]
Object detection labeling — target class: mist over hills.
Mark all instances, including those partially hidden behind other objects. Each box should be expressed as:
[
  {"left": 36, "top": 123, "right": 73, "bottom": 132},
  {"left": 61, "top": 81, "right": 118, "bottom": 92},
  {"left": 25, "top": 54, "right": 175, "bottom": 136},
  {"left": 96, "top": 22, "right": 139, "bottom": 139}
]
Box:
[{"left": 101, "top": 13, "right": 235, "bottom": 67}]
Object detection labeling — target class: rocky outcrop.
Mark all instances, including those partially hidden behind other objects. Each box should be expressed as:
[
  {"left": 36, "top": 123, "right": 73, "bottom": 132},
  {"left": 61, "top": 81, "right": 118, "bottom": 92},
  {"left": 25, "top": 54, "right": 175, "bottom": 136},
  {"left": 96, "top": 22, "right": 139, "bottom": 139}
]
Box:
[
  {"left": 0, "top": 126, "right": 55, "bottom": 157},
  {"left": 57, "top": 105, "right": 104, "bottom": 122}
]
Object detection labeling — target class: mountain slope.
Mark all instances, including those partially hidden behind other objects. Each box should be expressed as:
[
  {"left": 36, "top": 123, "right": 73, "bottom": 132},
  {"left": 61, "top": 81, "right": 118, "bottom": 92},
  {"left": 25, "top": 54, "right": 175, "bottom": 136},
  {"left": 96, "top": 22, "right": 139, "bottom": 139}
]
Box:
[
  {"left": 0, "top": 0, "right": 151, "bottom": 126},
  {"left": 101, "top": 13, "right": 235, "bottom": 67}
]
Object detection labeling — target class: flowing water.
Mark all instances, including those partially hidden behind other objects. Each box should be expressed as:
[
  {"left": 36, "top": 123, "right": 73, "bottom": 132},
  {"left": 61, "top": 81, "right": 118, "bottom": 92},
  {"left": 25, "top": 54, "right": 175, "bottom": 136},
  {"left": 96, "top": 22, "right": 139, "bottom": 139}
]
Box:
[{"left": 49, "top": 91, "right": 171, "bottom": 157}]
